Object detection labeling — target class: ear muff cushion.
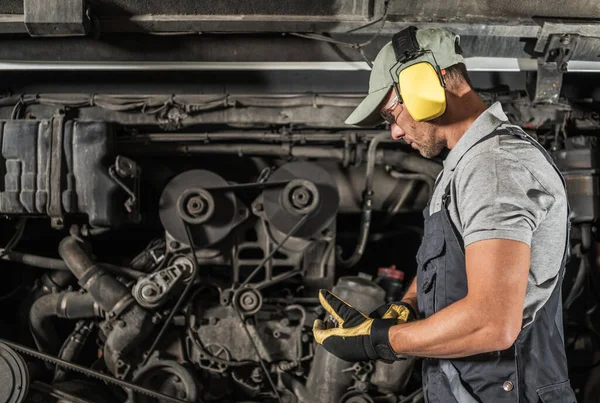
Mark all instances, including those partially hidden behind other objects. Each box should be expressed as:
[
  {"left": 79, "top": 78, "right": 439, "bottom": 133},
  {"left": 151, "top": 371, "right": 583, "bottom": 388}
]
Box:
[{"left": 398, "top": 62, "right": 446, "bottom": 122}]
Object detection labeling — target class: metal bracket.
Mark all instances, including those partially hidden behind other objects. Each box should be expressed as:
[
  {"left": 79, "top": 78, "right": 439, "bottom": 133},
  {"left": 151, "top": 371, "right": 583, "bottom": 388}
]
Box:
[
  {"left": 534, "top": 21, "right": 600, "bottom": 54},
  {"left": 24, "top": 0, "right": 90, "bottom": 37},
  {"left": 49, "top": 114, "right": 65, "bottom": 229},
  {"left": 529, "top": 33, "right": 580, "bottom": 104},
  {"left": 109, "top": 156, "right": 141, "bottom": 222},
  {"left": 132, "top": 257, "right": 194, "bottom": 309}
]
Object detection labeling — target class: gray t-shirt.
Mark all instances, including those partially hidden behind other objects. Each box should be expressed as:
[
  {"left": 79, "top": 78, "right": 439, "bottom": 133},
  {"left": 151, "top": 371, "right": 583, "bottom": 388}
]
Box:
[{"left": 430, "top": 102, "right": 568, "bottom": 327}]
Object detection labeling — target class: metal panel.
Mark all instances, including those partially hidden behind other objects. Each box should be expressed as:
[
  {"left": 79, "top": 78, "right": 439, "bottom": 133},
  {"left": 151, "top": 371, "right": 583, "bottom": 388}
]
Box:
[
  {"left": 24, "top": 0, "right": 90, "bottom": 37},
  {"left": 388, "top": 0, "right": 600, "bottom": 21}
]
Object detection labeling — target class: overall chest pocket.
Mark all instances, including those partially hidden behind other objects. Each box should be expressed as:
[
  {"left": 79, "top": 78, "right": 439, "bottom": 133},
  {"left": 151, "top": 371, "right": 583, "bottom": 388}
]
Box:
[{"left": 416, "top": 227, "right": 446, "bottom": 317}]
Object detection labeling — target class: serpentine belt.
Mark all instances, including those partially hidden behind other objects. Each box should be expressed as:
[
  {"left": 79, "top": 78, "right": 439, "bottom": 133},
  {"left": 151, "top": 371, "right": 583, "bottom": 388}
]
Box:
[{"left": 0, "top": 339, "right": 188, "bottom": 403}]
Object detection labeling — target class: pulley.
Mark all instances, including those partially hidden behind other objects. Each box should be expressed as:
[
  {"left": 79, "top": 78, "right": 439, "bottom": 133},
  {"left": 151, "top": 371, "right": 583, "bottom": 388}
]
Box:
[
  {"left": 129, "top": 359, "right": 199, "bottom": 403},
  {"left": 262, "top": 162, "right": 339, "bottom": 239},
  {"left": 0, "top": 342, "right": 29, "bottom": 403},
  {"left": 159, "top": 170, "right": 248, "bottom": 247}
]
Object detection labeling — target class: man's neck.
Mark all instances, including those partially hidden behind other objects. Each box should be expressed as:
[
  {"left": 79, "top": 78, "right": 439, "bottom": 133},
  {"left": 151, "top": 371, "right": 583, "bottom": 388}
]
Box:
[{"left": 442, "top": 90, "right": 488, "bottom": 150}]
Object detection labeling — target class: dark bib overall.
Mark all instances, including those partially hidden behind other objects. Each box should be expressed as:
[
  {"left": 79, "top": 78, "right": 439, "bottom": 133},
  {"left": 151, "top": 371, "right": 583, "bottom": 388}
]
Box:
[{"left": 417, "top": 127, "right": 577, "bottom": 402}]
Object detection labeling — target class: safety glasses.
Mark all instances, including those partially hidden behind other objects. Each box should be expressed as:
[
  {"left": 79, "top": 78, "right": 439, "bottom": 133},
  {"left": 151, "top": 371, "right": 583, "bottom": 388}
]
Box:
[{"left": 380, "top": 96, "right": 401, "bottom": 126}]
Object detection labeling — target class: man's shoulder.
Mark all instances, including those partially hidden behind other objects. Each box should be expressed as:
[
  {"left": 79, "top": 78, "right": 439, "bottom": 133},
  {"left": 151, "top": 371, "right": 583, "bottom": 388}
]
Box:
[
  {"left": 451, "top": 128, "right": 566, "bottom": 202},
  {"left": 455, "top": 128, "right": 555, "bottom": 177}
]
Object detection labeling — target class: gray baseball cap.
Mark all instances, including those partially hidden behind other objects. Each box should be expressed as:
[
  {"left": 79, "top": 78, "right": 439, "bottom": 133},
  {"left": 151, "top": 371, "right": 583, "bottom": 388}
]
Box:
[{"left": 345, "top": 28, "right": 465, "bottom": 127}]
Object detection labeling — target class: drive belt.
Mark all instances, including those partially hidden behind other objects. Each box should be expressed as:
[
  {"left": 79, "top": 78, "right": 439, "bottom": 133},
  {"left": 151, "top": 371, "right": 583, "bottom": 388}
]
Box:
[{"left": 0, "top": 339, "right": 188, "bottom": 403}]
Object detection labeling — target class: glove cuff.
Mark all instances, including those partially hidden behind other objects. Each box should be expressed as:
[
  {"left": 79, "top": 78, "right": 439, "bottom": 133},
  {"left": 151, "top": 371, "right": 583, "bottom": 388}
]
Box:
[
  {"left": 396, "top": 301, "right": 418, "bottom": 321},
  {"left": 370, "top": 318, "right": 403, "bottom": 361}
]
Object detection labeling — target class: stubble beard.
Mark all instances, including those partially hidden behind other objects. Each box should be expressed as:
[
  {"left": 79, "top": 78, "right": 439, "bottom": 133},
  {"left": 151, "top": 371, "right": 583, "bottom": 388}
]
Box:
[
  {"left": 418, "top": 140, "right": 445, "bottom": 159},
  {"left": 415, "top": 129, "right": 445, "bottom": 159}
]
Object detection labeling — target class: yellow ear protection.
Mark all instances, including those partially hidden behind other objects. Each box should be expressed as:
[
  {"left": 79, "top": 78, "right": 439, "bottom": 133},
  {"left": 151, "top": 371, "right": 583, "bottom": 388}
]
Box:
[{"left": 389, "top": 27, "right": 447, "bottom": 122}]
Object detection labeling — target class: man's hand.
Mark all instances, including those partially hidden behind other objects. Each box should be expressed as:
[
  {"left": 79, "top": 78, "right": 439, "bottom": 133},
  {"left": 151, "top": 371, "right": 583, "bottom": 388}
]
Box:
[
  {"left": 312, "top": 289, "right": 410, "bottom": 362},
  {"left": 370, "top": 301, "right": 417, "bottom": 321}
]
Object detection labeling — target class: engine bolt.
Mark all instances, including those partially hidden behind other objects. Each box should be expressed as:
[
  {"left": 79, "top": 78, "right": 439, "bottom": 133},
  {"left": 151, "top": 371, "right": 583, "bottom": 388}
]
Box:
[
  {"left": 141, "top": 285, "right": 158, "bottom": 299},
  {"left": 251, "top": 367, "right": 263, "bottom": 383},
  {"left": 170, "top": 241, "right": 180, "bottom": 249}
]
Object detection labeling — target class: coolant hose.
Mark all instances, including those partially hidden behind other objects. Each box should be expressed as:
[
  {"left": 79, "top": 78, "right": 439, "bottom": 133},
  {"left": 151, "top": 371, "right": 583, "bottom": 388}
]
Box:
[
  {"left": 58, "top": 236, "right": 154, "bottom": 375},
  {"left": 54, "top": 321, "right": 95, "bottom": 382},
  {"left": 29, "top": 292, "right": 100, "bottom": 355},
  {"left": 58, "top": 237, "right": 130, "bottom": 312},
  {"left": 0, "top": 249, "right": 144, "bottom": 278},
  {"left": 337, "top": 132, "right": 389, "bottom": 268}
]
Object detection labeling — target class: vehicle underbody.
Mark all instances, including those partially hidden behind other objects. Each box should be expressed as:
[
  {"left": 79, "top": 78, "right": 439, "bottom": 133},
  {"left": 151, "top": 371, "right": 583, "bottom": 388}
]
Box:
[{"left": 0, "top": 1, "right": 598, "bottom": 402}]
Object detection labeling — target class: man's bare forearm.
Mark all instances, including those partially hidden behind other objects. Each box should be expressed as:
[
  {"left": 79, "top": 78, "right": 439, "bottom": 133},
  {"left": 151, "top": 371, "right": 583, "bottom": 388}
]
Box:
[
  {"left": 388, "top": 296, "right": 511, "bottom": 359},
  {"left": 388, "top": 239, "right": 530, "bottom": 359}
]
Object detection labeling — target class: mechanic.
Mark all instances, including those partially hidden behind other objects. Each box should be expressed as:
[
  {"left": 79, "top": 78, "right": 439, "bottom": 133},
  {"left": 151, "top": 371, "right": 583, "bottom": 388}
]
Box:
[{"left": 312, "top": 26, "right": 577, "bottom": 402}]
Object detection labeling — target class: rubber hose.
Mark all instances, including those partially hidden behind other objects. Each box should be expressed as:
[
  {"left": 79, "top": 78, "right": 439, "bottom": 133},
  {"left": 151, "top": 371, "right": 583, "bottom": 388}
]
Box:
[
  {"left": 29, "top": 292, "right": 99, "bottom": 355},
  {"left": 0, "top": 250, "right": 144, "bottom": 279},
  {"left": 58, "top": 236, "right": 154, "bottom": 375},
  {"left": 337, "top": 131, "right": 389, "bottom": 268},
  {"left": 58, "top": 237, "right": 130, "bottom": 312},
  {"left": 55, "top": 321, "right": 94, "bottom": 383},
  {"left": 564, "top": 256, "right": 587, "bottom": 311}
]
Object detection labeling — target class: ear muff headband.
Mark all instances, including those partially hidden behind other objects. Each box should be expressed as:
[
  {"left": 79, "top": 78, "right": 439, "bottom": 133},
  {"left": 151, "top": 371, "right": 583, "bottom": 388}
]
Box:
[{"left": 389, "top": 27, "right": 447, "bottom": 122}]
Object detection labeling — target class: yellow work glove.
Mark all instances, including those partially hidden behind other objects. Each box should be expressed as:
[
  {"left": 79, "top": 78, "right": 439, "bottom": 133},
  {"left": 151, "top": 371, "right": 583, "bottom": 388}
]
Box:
[
  {"left": 370, "top": 301, "right": 417, "bottom": 322},
  {"left": 312, "top": 289, "right": 410, "bottom": 362}
]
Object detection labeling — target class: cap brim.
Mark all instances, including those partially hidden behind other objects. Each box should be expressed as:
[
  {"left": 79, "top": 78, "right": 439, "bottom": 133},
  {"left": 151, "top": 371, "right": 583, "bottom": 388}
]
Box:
[{"left": 344, "top": 86, "right": 391, "bottom": 127}]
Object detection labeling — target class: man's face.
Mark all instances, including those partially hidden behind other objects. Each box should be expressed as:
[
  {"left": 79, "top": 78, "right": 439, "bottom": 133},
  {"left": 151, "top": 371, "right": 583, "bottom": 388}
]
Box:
[{"left": 379, "top": 88, "right": 445, "bottom": 159}]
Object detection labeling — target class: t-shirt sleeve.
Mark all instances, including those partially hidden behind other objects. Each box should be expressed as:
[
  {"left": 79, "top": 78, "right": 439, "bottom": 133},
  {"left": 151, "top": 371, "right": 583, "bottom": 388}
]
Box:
[{"left": 455, "top": 150, "right": 556, "bottom": 247}]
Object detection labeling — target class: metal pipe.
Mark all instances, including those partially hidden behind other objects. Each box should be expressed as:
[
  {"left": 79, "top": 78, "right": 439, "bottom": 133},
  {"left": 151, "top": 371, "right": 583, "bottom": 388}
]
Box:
[
  {"left": 121, "top": 143, "right": 346, "bottom": 160},
  {"left": 3, "top": 60, "right": 600, "bottom": 72},
  {"left": 118, "top": 131, "right": 391, "bottom": 143},
  {"left": 379, "top": 149, "right": 442, "bottom": 180},
  {"left": 388, "top": 171, "right": 436, "bottom": 198},
  {"left": 380, "top": 171, "right": 436, "bottom": 227},
  {"left": 119, "top": 138, "right": 442, "bottom": 182}
]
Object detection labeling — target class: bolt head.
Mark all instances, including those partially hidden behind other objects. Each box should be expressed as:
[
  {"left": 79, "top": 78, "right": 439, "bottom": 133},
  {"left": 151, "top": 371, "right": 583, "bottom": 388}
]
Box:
[{"left": 141, "top": 285, "right": 158, "bottom": 299}]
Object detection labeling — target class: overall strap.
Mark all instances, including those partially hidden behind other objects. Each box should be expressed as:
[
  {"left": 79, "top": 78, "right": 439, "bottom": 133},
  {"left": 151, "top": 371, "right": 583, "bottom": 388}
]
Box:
[{"left": 441, "top": 125, "right": 571, "bottom": 268}]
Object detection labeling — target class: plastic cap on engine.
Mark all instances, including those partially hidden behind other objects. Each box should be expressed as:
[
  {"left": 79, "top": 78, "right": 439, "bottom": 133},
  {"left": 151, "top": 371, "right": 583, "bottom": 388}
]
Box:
[{"left": 377, "top": 265, "right": 405, "bottom": 281}]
